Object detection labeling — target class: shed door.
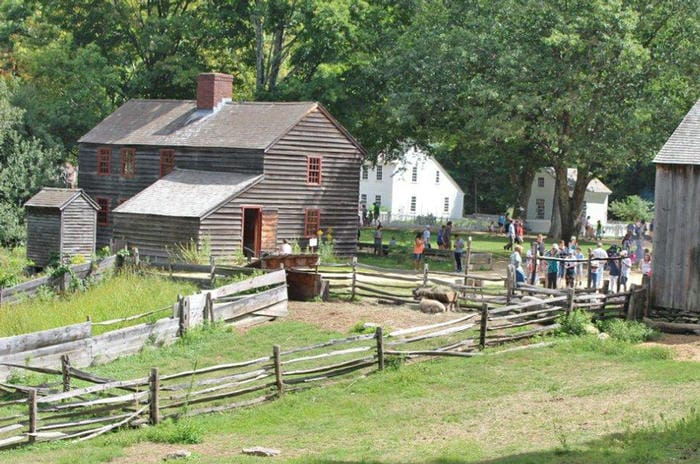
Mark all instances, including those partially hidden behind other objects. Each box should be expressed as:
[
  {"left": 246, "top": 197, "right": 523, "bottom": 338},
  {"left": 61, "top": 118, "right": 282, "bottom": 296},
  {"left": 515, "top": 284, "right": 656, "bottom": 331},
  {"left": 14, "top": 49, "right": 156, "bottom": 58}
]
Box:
[{"left": 242, "top": 207, "right": 262, "bottom": 258}]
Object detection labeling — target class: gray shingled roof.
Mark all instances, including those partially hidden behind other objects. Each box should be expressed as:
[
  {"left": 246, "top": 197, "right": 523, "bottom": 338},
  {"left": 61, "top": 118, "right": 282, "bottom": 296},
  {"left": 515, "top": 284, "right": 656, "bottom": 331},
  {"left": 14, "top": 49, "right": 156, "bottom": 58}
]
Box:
[
  {"left": 113, "top": 170, "right": 263, "bottom": 218},
  {"left": 654, "top": 98, "right": 700, "bottom": 165},
  {"left": 24, "top": 188, "right": 99, "bottom": 210},
  {"left": 543, "top": 168, "right": 612, "bottom": 194},
  {"left": 78, "top": 100, "right": 318, "bottom": 150}
]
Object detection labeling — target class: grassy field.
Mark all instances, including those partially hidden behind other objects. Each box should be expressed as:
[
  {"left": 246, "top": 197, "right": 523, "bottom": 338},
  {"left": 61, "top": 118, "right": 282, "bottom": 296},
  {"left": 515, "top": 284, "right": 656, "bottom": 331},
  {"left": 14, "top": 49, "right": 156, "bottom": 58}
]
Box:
[
  {"left": 0, "top": 270, "right": 197, "bottom": 336},
  {"left": 2, "top": 317, "right": 699, "bottom": 464}
]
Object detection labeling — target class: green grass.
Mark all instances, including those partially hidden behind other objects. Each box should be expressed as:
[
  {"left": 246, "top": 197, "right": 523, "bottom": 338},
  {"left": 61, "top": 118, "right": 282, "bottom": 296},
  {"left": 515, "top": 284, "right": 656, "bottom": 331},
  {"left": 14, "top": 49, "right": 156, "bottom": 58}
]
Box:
[
  {"left": 2, "top": 317, "right": 699, "bottom": 464},
  {"left": 0, "top": 270, "right": 197, "bottom": 337}
]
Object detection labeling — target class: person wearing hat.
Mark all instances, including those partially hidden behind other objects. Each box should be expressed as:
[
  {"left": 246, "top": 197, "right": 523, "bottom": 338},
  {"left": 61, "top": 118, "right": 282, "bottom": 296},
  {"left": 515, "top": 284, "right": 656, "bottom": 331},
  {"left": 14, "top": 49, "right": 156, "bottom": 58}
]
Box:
[{"left": 620, "top": 249, "right": 632, "bottom": 291}]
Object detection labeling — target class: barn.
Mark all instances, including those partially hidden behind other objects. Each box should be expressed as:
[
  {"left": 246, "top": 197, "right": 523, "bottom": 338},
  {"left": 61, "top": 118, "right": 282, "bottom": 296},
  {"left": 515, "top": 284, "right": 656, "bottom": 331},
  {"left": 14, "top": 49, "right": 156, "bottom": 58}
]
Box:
[
  {"left": 24, "top": 188, "right": 99, "bottom": 268},
  {"left": 651, "top": 97, "right": 700, "bottom": 317},
  {"left": 78, "top": 73, "right": 365, "bottom": 258}
]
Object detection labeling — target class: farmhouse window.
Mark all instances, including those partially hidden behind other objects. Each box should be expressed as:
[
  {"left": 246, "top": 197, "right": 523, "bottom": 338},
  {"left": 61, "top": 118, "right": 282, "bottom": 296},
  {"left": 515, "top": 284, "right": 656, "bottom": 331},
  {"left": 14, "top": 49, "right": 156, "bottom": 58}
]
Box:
[
  {"left": 536, "top": 198, "right": 545, "bottom": 219},
  {"left": 362, "top": 166, "right": 368, "bottom": 180},
  {"left": 160, "top": 149, "right": 175, "bottom": 177},
  {"left": 537, "top": 177, "right": 545, "bottom": 188},
  {"left": 360, "top": 194, "right": 367, "bottom": 205},
  {"left": 444, "top": 197, "right": 449, "bottom": 213},
  {"left": 97, "top": 148, "right": 111, "bottom": 176},
  {"left": 376, "top": 165, "right": 383, "bottom": 180},
  {"left": 411, "top": 166, "right": 418, "bottom": 182},
  {"left": 304, "top": 209, "right": 321, "bottom": 237},
  {"left": 435, "top": 171, "right": 440, "bottom": 184},
  {"left": 307, "top": 156, "right": 322, "bottom": 185},
  {"left": 96, "top": 197, "right": 110, "bottom": 226},
  {"left": 121, "top": 148, "right": 136, "bottom": 178},
  {"left": 410, "top": 196, "right": 416, "bottom": 213}
]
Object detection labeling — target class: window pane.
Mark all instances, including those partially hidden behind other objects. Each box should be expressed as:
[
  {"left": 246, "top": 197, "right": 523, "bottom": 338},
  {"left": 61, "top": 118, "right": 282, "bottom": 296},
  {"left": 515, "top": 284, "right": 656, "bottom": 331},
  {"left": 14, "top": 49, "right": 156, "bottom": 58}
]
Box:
[
  {"left": 376, "top": 165, "right": 383, "bottom": 180},
  {"left": 411, "top": 166, "right": 418, "bottom": 182},
  {"left": 444, "top": 197, "right": 449, "bottom": 212},
  {"left": 361, "top": 166, "right": 368, "bottom": 180},
  {"left": 307, "top": 157, "right": 322, "bottom": 184},
  {"left": 410, "top": 196, "right": 416, "bottom": 213}
]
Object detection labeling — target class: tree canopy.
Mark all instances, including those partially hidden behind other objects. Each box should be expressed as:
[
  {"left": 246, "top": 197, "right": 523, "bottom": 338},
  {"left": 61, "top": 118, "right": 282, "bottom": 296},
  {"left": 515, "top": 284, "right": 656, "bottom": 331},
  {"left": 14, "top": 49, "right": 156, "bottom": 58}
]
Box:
[{"left": 0, "top": 0, "right": 698, "bottom": 244}]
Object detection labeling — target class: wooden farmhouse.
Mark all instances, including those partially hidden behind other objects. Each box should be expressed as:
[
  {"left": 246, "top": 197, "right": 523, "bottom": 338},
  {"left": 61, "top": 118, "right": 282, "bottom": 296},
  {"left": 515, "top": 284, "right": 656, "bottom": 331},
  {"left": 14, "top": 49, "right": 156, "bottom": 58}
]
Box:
[
  {"left": 652, "top": 97, "right": 700, "bottom": 316},
  {"left": 77, "top": 73, "right": 365, "bottom": 258},
  {"left": 24, "top": 188, "right": 99, "bottom": 267}
]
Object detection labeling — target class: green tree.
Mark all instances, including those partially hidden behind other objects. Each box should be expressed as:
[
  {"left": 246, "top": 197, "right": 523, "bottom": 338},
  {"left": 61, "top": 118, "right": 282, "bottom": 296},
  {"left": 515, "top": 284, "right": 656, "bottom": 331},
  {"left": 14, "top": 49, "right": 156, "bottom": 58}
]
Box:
[{"left": 609, "top": 195, "right": 653, "bottom": 222}]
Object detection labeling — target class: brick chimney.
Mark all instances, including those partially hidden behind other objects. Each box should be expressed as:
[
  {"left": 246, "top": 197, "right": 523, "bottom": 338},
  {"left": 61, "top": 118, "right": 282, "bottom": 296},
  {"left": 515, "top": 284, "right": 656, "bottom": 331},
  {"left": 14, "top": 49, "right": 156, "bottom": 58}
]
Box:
[{"left": 196, "top": 73, "right": 233, "bottom": 110}]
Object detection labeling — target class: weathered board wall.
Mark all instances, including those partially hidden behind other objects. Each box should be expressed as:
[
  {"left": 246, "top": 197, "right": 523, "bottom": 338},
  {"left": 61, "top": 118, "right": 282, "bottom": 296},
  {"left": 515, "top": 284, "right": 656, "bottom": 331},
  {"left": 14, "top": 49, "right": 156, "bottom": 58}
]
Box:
[
  {"left": 60, "top": 195, "right": 97, "bottom": 260},
  {"left": 25, "top": 209, "right": 61, "bottom": 267},
  {"left": 201, "top": 108, "right": 363, "bottom": 257},
  {"left": 652, "top": 164, "right": 700, "bottom": 313},
  {"left": 112, "top": 214, "right": 200, "bottom": 259},
  {"left": 78, "top": 144, "right": 264, "bottom": 247}
]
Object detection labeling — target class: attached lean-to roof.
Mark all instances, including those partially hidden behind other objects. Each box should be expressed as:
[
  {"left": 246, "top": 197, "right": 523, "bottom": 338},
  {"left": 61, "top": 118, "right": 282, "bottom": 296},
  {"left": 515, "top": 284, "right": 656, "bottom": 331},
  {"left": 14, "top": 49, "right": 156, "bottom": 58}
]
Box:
[
  {"left": 654, "top": 98, "right": 700, "bottom": 166},
  {"left": 113, "top": 170, "right": 263, "bottom": 218},
  {"left": 24, "top": 188, "right": 99, "bottom": 210},
  {"left": 79, "top": 100, "right": 316, "bottom": 150}
]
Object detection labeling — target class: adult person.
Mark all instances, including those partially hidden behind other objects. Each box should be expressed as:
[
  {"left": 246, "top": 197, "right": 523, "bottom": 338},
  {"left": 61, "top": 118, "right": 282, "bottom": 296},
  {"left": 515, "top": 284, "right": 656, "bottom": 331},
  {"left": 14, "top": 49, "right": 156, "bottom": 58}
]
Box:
[
  {"left": 373, "top": 224, "right": 383, "bottom": 255},
  {"left": 641, "top": 250, "right": 652, "bottom": 277},
  {"left": 620, "top": 249, "right": 632, "bottom": 291},
  {"left": 497, "top": 213, "right": 506, "bottom": 234},
  {"left": 557, "top": 240, "right": 568, "bottom": 287},
  {"left": 413, "top": 231, "right": 425, "bottom": 271},
  {"left": 422, "top": 225, "right": 432, "bottom": 249},
  {"left": 634, "top": 219, "right": 644, "bottom": 268},
  {"left": 595, "top": 220, "right": 603, "bottom": 240},
  {"left": 436, "top": 224, "right": 445, "bottom": 249},
  {"left": 510, "top": 244, "right": 526, "bottom": 285},
  {"left": 546, "top": 244, "right": 560, "bottom": 289},
  {"left": 443, "top": 221, "right": 453, "bottom": 250},
  {"left": 564, "top": 251, "right": 576, "bottom": 288},
  {"left": 454, "top": 234, "right": 465, "bottom": 272},
  {"left": 575, "top": 246, "right": 585, "bottom": 288},
  {"left": 514, "top": 219, "right": 524, "bottom": 245},
  {"left": 373, "top": 201, "right": 380, "bottom": 225},
  {"left": 279, "top": 239, "right": 292, "bottom": 254},
  {"left": 607, "top": 246, "right": 620, "bottom": 292},
  {"left": 591, "top": 242, "right": 609, "bottom": 290},
  {"left": 361, "top": 203, "right": 368, "bottom": 226},
  {"left": 504, "top": 219, "right": 515, "bottom": 251}
]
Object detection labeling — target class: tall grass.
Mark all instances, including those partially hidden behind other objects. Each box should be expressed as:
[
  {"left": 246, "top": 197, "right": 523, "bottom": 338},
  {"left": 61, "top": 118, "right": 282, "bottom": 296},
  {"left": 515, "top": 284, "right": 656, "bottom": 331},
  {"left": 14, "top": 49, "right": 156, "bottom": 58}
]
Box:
[{"left": 0, "top": 270, "right": 197, "bottom": 337}]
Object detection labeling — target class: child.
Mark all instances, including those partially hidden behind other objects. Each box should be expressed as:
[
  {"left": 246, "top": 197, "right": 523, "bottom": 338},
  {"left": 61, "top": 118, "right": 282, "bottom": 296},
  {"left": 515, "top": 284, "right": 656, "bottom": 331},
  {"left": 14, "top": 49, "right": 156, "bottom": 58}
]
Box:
[
  {"left": 389, "top": 236, "right": 397, "bottom": 247},
  {"left": 641, "top": 251, "right": 652, "bottom": 277}
]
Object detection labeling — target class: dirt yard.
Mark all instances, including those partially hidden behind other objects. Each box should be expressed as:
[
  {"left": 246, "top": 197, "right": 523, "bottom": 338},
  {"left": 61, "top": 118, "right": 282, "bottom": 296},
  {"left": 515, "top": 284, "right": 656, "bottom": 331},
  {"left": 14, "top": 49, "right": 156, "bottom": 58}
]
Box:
[{"left": 287, "top": 299, "right": 700, "bottom": 361}]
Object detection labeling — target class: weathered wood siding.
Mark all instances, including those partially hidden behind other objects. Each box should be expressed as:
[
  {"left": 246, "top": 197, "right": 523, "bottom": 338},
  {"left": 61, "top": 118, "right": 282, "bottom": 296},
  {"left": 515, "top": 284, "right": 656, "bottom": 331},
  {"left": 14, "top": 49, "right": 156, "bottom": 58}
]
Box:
[
  {"left": 61, "top": 196, "right": 97, "bottom": 260},
  {"left": 112, "top": 213, "right": 200, "bottom": 259},
  {"left": 200, "top": 108, "right": 363, "bottom": 257},
  {"left": 78, "top": 144, "right": 264, "bottom": 247},
  {"left": 652, "top": 164, "right": 700, "bottom": 312},
  {"left": 261, "top": 209, "right": 278, "bottom": 251},
  {"left": 26, "top": 209, "right": 61, "bottom": 267}
]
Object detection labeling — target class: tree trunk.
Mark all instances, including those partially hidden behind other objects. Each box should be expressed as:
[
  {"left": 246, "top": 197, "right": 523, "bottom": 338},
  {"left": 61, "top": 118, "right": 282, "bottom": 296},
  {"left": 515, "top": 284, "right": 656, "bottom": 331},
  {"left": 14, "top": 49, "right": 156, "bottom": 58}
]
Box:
[
  {"left": 552, "top": 164, "right": 592, "bottom": 242},
  {"left": 253, "top": 0, "right": 265, "bottom": 93},
  {"left": 548, "top": 177, "right": 561, "bottom": 239}
]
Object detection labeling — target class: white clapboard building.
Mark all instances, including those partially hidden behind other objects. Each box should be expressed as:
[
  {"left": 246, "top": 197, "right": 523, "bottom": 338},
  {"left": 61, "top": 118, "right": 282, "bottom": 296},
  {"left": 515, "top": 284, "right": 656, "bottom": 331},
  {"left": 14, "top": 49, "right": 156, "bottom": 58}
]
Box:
[
  {"left": 359, "top": 147, "right": 464, "bottom": 222},
  {"left": 526, "top": 168, "right": 612, "bottom": 234}
]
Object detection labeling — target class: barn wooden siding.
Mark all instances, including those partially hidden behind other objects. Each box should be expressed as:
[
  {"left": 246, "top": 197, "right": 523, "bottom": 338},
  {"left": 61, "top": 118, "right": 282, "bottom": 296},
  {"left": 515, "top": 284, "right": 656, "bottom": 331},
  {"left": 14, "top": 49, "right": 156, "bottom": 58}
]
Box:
[
  {"left": 26, "top": 209, "right": 61, "bottom": 267},
  {"left": 199, "top": 108, "right": 362, "bottom": 257},
  {"left": 112, "top": 214, "right": 200, "bottom": 259},
  {"left": 78, "top": 145, "right": 263, "bottom": 247},
  {"left": 652, "top": 164, "right": 700, "bottom": 312},
  {"left": 61, "top": 196, "right": 97, "bottom": 261}
]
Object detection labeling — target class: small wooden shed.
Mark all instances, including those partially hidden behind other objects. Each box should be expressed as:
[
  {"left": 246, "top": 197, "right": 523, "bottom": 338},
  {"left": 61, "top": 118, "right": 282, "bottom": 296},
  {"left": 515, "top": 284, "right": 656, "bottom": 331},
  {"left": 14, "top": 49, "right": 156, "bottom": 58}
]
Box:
[
  {"left": 652, "top": 98, "right": 700, "bottom": 316},
  {"left": 24, "top": 188, "right": 99, "bottom": 267}
]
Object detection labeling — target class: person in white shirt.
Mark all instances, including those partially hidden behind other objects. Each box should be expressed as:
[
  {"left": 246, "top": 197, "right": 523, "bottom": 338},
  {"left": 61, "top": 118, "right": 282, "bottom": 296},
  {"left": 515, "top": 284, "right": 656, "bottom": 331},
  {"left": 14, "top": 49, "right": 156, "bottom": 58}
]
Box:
[
  {"left": 422, "top": 225, "right": 431, "bottom": 249},
  {"left": 591, "top": 242, "right": 609, "bottom": 290},
  {"left": 279, "top": 239, "right": 292, "bottom": 254},
  {"left": 620, "top": 249, "right": 632, "bottom": 291}
]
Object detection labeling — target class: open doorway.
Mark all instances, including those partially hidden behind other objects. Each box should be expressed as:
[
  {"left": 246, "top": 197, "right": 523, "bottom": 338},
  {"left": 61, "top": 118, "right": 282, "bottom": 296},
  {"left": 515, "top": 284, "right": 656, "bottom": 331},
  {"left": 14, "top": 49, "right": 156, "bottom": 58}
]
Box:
[{"left": 242, "top": 207, "right": 262, "bottom": 259}]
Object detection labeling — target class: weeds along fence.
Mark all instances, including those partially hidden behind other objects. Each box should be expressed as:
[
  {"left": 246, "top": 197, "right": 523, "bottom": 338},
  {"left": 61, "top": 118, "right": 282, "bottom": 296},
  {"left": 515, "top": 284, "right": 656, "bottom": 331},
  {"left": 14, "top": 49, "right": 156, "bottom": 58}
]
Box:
[
  {"left": 0, "top": 270, "right": 289, "bottom": 384},
  {"left": 0, "top": 298, "right": 568, "bottom": 449},
  {"left": 0, "top": 256, "right": 116, "bottom": 306}
]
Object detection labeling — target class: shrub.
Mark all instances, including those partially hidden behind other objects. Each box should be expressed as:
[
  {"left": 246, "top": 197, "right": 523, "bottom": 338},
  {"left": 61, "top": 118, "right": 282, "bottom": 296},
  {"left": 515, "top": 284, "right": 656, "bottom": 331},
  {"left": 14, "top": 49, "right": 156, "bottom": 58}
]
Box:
[
  {"left": 145, "top": 418, "right": 203, "bottom": 444},
  {"left": 557, "top": 310, "right": 592, "bottom": 336},
  {"left": 596, "top": 319, "right": 659, "bottom": 343},
  {"left": 0, "top": 246, "right": 29, "bottom": 287}
]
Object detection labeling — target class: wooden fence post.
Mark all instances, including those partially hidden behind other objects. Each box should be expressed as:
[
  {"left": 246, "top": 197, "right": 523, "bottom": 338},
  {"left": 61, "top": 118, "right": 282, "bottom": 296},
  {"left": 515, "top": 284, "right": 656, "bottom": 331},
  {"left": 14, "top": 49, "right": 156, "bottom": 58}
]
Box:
[
  {"left": 177, "top": 295, "right": 186, "bottom": 337},
  {"left": 617, "top": 257, "right": 623, "bottom": 293},
  {"left": 479, "top": 303, "right": 489, "bottom": 349},
  {"left": 566, "top": 288, "right": 575, "bottom": 318},
  {"left": 642, "top": 274, "right": 651, "bottom": 318},
  {"left": 505, "top": 265, "right": 514, "bottom": 304},
  {"left": 133, "top": 248, "right": 140, "bottom": 267},
  {"left": 376, "top": 326, "right": 384, "bottom": 371},
  {"left": 61, "top": 354, "right": 71, "bottom": 392},
  {"left": 27, "top": 389, "right": 37, "bottom": 444},
  {"left": 204, "top": 292, "right": 214, "bottom": 323},
  {"left": 423, "top": 264, "right": 429, "bottom": 287},
  {"left": 273, "top": 345, "right": 284, "bottom": 398},
  {"left": 463, "top": 236, "right": 472, "bottom": 285},
  {"left": 587, "top": 253, "right": 593, "bottom": 289},
  {"left": 149, "top": 367, "right": 160, "bottom": 425},
  {"left": 350, "top": 257, "right": 358, "bottom": 300},
  {"left": 209, "top": 255, "right": 216, "bottom": 287}
]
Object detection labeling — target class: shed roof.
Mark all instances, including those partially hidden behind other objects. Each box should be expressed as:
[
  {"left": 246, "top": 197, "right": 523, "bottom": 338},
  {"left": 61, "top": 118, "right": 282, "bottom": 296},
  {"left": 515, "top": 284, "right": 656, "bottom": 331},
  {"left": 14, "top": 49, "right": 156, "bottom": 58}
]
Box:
[
  {"left": 79, "top": 100, "right": 321, "bottom": 150},
  {"left": 24, "top": 188, "right": 100, "bottom": 210},
  {"left": 113, "top": 170, "right": 263, "bottom": 218},
  {"left": 654, "top": 98, "right": 700, "bottom": 165}
]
